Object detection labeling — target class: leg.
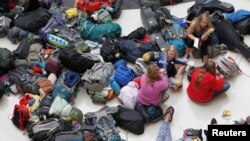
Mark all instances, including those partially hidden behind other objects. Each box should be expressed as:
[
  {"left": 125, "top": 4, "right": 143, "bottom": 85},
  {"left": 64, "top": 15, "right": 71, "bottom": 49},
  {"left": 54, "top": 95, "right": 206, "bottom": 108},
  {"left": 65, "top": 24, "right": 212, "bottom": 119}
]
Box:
[
  {"left": 175, "top": 64, "right": 186, "bottom": 82},
  {"left": 185, "top": 38, "right": 194, "bottom": 59},
  {"left": 156, "top": 122, "right": 172, "bottom": 141},
  {"left": 200, "top": 40, "right": 209, "bottom": 63},
  {"left": 214, "top": 81, "right": 230, "bottom": 97}
]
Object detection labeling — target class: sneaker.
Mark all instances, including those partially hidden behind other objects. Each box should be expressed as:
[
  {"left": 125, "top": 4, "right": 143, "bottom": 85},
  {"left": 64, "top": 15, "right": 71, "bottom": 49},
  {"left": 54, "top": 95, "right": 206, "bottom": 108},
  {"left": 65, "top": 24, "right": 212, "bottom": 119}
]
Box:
[{"left": 142, "top": 51, "right": 160, "bottom": 62}]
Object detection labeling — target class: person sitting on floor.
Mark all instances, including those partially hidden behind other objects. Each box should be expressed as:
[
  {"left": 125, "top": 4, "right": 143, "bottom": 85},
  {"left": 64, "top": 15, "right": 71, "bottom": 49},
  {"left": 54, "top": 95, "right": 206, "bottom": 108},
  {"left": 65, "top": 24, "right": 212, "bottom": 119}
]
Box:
[
  {"left": 185, "top": 12, "right": 215, "bottom": 63},
  {"left": 157, "top": 45, "right": 187, "bottom": 91},
  {"left": 136, "top": 63, "right": 169, "bottom": 106},
  {"left": 187, "top": 60, "right": 230, "bottom": 103}
]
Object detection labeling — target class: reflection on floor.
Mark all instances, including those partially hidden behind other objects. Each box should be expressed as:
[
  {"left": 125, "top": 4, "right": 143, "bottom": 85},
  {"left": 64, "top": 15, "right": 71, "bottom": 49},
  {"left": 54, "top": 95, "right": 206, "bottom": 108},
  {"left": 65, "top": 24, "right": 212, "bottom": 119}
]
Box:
[{"left": 1, "top": 0, "right": 250, "bottom": 141}]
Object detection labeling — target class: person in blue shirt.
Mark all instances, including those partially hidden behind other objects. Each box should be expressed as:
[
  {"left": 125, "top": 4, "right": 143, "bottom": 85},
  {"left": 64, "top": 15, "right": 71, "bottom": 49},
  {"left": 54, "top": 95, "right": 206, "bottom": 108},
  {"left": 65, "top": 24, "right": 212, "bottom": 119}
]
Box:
[{"left": 157, "top": 45, "right": 187, "bottom": 90}]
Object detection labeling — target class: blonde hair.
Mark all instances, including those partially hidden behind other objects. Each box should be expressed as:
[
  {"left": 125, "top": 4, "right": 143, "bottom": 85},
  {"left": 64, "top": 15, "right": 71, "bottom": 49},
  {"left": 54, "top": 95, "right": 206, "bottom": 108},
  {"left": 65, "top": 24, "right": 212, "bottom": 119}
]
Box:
[
  {"left": 195, "top": 12, "right": 213, "bottom": 31},
  {"left": 165, "top": 45, "right": 178, "bottom": 59},
  {"left": 195, "top": 60, "right": 216, "bottom": 87},
  {"left": 147, "top": 63, "right": 161, "bottom": 83}
]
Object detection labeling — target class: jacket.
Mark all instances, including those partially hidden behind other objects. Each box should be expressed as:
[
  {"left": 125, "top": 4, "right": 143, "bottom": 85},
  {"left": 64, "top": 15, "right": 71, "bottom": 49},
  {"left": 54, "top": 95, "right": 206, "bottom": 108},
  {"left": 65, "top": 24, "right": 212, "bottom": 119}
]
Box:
[{"left": 187, "top": 68, "right": 224, "bottom": 103}]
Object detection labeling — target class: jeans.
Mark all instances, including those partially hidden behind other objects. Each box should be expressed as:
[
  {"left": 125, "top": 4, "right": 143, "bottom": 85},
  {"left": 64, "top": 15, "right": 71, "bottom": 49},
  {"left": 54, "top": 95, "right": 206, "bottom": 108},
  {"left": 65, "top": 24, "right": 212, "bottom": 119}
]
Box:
[
  {"left": 214, "top": 81, "right": 230, "bottom": 97},
  {"left": 156, "top": 122, "right": 172, "bottom": 141}
]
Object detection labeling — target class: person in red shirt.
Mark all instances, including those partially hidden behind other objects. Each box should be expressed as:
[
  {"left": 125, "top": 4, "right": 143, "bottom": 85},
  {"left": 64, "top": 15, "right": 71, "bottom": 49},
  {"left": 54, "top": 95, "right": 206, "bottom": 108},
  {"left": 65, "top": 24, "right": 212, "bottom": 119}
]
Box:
[{"left": 187, "top": 60, "right": 230, "bottom": 103}]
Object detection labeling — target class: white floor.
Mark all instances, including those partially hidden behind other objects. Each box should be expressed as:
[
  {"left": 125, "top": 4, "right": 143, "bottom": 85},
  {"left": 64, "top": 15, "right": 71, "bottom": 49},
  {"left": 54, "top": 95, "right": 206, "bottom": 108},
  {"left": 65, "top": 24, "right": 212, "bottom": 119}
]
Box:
[{"left": 1, "top": 0, "right": 250, "bottom": 140}]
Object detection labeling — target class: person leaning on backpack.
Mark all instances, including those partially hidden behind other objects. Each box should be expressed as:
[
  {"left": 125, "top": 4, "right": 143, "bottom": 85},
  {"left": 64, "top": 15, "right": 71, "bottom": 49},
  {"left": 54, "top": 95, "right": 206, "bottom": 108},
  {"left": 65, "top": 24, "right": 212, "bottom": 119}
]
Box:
[
  {"left": 157, "top": 45, "right": 187, "bottom": 91},
  {"left": 187, "top": 60, "right": 230, "bottom": 103},
  {"left": 185, "top": 12, "right": 215, "bottom": 63}
]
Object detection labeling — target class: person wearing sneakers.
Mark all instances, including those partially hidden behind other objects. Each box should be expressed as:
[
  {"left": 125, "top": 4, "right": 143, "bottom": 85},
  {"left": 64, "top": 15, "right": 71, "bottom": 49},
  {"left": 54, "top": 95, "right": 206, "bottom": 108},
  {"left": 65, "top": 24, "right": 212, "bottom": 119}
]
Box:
[
  {"left": 136, "top": 63, "right": 169, "bottom": 106},
  {"left": 187, "top": 60, "right": 230, "bottom": 103},
  {"left": 186, "top": 12, "right": 215, "bottom": 63},
  {"left": 156, "top": 106, "right": 174, "bottom": 141},
  {"left": 157, "top": 45, "right": 187, "bottom": 91}
]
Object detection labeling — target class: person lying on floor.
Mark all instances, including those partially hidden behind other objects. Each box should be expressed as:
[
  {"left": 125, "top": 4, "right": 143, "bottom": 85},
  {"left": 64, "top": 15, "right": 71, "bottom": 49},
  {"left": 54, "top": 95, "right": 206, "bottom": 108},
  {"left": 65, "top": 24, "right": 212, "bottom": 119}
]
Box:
[
  {"left": 187, "top": 60, "right": 230, "bottom": 103},
  {"left": 157, "top": 45, "right": 187, "bottom": 91}
]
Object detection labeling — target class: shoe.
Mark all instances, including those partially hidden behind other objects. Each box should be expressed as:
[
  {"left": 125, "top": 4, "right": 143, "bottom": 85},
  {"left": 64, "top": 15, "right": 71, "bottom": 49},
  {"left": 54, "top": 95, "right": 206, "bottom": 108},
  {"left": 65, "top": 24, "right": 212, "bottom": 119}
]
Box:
[
  {"left": 164, "top": 106, "right": 174, "bottom": 122},
  {"left": 210, "top": 118, "right": 217, "bottom": 125},
  {"left": 143, "top": 51, "right": 160, "bottom": 62}
]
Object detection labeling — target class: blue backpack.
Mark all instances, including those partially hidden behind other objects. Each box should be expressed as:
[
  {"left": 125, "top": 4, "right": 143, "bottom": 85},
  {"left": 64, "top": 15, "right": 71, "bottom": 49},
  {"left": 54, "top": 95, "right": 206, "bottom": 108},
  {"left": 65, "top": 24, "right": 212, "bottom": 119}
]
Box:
[
  {"left": 114, "top": 60, "right": 135, "bottom": 87},
  {"left": 164, "top": 23, "right": 186, "bottom": 57}
]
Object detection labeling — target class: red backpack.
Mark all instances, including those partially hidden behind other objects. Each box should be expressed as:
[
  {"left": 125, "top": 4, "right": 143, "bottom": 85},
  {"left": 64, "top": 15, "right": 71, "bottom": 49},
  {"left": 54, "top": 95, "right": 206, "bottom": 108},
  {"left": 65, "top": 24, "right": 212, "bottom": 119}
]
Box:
[
  {"left": 76, "top": 0, "right": 101, "bottom": 15},
  {"left": 11, "top": 104, "right": 30, "bottom": 130}
]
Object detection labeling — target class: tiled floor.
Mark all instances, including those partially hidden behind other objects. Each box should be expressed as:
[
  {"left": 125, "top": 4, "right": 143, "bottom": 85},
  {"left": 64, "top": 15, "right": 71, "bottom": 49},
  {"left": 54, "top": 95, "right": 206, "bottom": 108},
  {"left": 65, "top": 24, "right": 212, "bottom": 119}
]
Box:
[{"left": 1, "top": 0, "right": 250, "bottom": 141}]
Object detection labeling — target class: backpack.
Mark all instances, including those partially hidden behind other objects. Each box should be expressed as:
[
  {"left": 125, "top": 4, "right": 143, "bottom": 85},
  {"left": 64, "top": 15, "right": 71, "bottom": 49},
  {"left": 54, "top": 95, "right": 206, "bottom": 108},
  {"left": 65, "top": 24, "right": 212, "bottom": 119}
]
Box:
[
  {"left": 11, "top": 104, "right": 30, "bottom": 130},
  {"left": 235, "top": 17, "right": 250, "bottom": 35},
  {"left": 40, "top": 0, "right": 62, "bottom": 9},
  {"left": 165, "top": 23, "right": 186, "bottom": 39},
  {"left": 8, "top": 26, "right": 28, "bottom": 44},
  {"left": 126, "top": 27, "right": 147, "bottom": 40},
  {"left": 39, "top": 96, "right": 53, "bottom": 117},
  {"left": 76, "top": 0, "right": 101, "bottom": 15},
  {"left": 26, "top": 118, "right": 72, "bottom": 141},
  {"left": 133, "top": 58, "right": 148, "bottom": 76},
  {"left": 100, "top": 39, "right": 121, "bottom": 63},
  {"left": 59, "top": 48, "right": 100, "bottom": 73},
  {"left": 45, "top": 56, "right": 62, "bottom": 74},
  {"left": 114, "top": 60, "right": 135, "bottom": 87},
  {"left": 19, "top": 93, "right": 40, "bottom": 113},
  {"left": 0, "top": 16, "right": 10, "bottom": 37},
  {"left": 79, "top": 18, "right": 121, "bottom": 43},
  {"left": 0, "top": 48, "right": 14, "bottom": 70},
  {"left": 118, "top": 81, "right": 139, "bottom": 109},
  {"left": 52, "top": 74, "right": 77, "bottom": 102},
  {"left": 154, "top": 6, "right": 176, "bottom": 30},
  {"left": 106, "top": 0, "right": 122, "bottom": 19},
  {"left": 85, "top": 106, "right": 121, "bottom": 141},
  {"left": 135, "top": 103, "right": 163, "bottom": 122},
  {"left": 81, "top": 62, "right": 114, "bottom": 92},
  {"left": 27, "top": 43, "right": 43, "bottom": 67},
  {"left": 0, "top": 82, "right": 5, "bottom": 98},
  {"left": 14, "top": 7, "right": 50, "bottom": 32},
  {"left": 91, "top": 9, "right": 112, "bottom": 24},
  {"left": 114, "top": 106, "right": 144, "bottom": 135},
  {"left": 216, "top": 55, "right": 241, "bottom": 77},
  {"left": 54, "top": 130, "right": 83, "bottom": 141}
]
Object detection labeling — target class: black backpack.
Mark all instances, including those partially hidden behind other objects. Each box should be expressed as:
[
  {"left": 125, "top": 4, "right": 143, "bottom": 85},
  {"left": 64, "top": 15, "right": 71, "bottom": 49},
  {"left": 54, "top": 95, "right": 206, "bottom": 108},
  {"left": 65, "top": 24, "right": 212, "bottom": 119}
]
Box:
[
  {"left": 0, "top": 48, "right": 14, "bottom": 70},
  {"left": 100, "top": 39, "right": 121, "bottom": 63},
  {"left": 114, "top": 106, "right": 145, "bottom": 135},
  {"left": 0, "top": 82, "right": 5, "bottom": 99},
  {"left": 14, "top": 7, "right": 50, "bottom": 32},
  {"left": 59, "top": 48, "right": 100, "bottom": 73},
  {"left": 235, "top": 17, "right": 250, "bottom": 35}
]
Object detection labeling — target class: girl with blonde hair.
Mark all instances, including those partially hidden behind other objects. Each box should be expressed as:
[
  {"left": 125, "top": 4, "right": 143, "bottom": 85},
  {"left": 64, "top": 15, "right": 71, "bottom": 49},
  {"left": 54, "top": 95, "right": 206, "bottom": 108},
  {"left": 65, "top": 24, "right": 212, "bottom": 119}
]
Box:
[
  {"left": 185, "top": 12, "right": 215, "bottom": 62},
  {"left": 157, "top": 45, "right": 187, "bottom": 91}
]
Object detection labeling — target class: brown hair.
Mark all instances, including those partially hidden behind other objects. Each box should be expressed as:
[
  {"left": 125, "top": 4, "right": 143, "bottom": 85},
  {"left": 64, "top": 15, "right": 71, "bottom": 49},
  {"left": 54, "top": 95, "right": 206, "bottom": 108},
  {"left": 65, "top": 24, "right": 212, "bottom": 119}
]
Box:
[
  {"left": 195, "top": 60, "right": 216, "bottom": 87},
  {"left": 165, "top": 45, "right": 178, "bottom": 59},
  {"left": 147, "top": 63, "right": 161, "bottom": 83},
  {"left": 195, "top": 12, "right": 213, "bottom": 31}
]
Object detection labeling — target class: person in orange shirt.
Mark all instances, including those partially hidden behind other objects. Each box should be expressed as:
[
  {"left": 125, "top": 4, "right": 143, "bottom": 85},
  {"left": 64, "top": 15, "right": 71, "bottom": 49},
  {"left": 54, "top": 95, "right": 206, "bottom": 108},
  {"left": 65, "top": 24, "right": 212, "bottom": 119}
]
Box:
[{"left": 187, "top": 60, "right": 230, "bottom": 103}]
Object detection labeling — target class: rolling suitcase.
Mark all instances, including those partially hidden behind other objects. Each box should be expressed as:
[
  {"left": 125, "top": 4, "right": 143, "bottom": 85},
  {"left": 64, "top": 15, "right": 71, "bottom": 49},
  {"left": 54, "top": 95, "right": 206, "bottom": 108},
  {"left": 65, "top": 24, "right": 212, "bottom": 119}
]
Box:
[{"left": 140, "top": 7, "right": 159, "bottom": 33}]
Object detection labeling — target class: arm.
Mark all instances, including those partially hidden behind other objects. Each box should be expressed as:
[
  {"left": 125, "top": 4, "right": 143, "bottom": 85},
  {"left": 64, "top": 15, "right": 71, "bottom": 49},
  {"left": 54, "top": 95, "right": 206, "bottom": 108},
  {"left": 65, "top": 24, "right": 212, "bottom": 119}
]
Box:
[
  {"left": 210, "top": 76, "right": 224, "bottom": 91},
  {"left": 201, "top": 27, "right": 214, "bottom": 41},
  {"left": 187, "top": 21, "right": 197, "bottom": 41},
  {"left": 173, "top": 59, "right": 187, "bottom": 65}
]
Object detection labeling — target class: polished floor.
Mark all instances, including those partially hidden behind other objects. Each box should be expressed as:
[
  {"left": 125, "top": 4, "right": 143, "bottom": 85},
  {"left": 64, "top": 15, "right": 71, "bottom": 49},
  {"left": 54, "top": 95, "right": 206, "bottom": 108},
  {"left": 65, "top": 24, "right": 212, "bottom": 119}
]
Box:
[{"left": 1, "top": 0, "right": 250, "bottom": 141}]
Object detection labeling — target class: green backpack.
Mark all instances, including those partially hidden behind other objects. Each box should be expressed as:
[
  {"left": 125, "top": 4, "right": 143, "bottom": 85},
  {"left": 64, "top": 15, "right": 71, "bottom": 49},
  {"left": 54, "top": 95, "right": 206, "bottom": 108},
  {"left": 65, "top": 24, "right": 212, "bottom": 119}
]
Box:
[{"left": 80, "top": 19, "right": 121, "bottom": 43}]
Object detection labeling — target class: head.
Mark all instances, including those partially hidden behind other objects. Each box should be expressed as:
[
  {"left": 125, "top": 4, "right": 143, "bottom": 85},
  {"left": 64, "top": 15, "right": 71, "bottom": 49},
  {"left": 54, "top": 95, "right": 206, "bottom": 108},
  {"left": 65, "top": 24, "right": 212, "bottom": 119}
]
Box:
[
  {"left": 165, "top": 45, "right": 178, "bottom": 60},
  {"left": 147, "top": 63, "right": 161, "bottom": 82},
  {"left": 195, "top": 60, "right": 216, "bottom": 87},
  {"left": 197, "top": 12, "right": 213, "bottom": 30}
]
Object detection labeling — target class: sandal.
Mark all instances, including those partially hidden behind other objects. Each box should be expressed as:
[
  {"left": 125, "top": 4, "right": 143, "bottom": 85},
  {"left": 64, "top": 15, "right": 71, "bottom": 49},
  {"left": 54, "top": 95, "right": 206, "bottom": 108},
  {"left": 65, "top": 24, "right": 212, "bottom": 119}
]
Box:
[{"left": 164, "top": 106, "right": 174, "bottom": 122}]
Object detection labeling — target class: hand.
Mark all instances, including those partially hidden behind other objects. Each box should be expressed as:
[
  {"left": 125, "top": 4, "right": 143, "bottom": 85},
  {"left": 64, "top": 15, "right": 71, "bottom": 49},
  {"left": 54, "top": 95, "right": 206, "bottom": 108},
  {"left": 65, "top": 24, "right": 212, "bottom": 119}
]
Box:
[
  {"left": 208, "top": 28, "right": 215, "bottom": 34},
  {"left": 219, "top": 74, "right": 224, "bottom": 79},
  {"left": 216, "top": 69, "right": 220, "bottom": 75},
  {"left": 160, "top": 68, "right": 166, "bottom": 74}
]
